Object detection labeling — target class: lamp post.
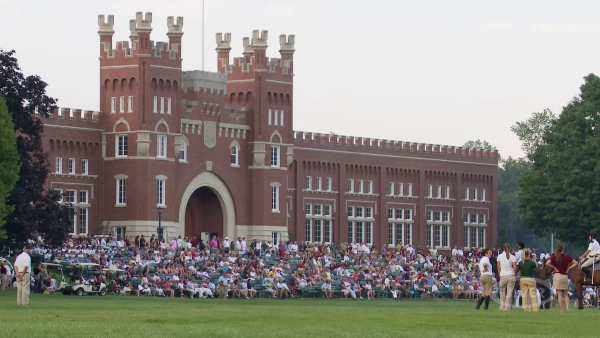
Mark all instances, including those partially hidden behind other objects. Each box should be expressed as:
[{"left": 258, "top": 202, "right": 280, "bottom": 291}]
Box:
[{"left": 157, "top": 206, "right": 163, "bottom": 243}]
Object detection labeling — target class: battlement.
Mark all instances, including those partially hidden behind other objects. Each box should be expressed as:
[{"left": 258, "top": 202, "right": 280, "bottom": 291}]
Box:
[
  {"left": 182, "top": 70, "right": 227, "bottom": 95},
  {"left": 99, "top": 12, "right": 183, "bottom": 63},
  {"left": 43, "top": 107, "right": 103, "bottom": 124},
  {"left": 293, "top": 131, "right": 499, "bottom": 164}
]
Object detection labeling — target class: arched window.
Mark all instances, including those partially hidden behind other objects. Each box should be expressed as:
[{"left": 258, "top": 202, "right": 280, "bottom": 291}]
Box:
[
  {"left": 230, "top": 145, "right": 239, "bottom": 166},
  {"left": 180, "top": 139, "right": 188, "bottom": 162}
]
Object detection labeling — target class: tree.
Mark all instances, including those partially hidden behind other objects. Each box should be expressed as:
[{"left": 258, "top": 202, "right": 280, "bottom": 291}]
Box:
[
  {"left": 0, "top": 97, "right": 20, "bottom": 238},
  {"left": 463, "top": 140, "right": 501, "bottom": 162},
  {"left": 511, "top": 109, "right": 556, "bottom": 158},
  {"left": 0, "top": 49, "right": 68, "bottom": 247},
  {"left": 518, "top": 74, "right": 600, "bottom": 247}
]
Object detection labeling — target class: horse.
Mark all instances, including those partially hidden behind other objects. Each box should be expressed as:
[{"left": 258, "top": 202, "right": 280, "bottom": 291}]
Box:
[{"left": 543, "top": 263, "right": 600, "bottom": 310}]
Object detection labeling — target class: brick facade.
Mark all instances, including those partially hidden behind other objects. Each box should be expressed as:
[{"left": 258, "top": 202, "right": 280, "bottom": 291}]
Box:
[{"left": 40, "top": 12, "right": 498, "bottom": 252}]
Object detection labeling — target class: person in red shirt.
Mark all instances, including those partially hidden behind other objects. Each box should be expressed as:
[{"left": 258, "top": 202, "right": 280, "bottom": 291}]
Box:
[{"left": 547, "top": 244, "right": 577, "bottom": 312}]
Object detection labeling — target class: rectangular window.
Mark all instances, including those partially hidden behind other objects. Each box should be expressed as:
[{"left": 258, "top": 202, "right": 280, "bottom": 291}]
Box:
[
  {"left": 480, "top": 213, "right": 486, "bottom": 224},
  {"left": 482, "top": 189, "right": 486, "bottom": 201},
  {"left": 388, "top": 208, "right": 394, "bottom": 220},
  {"left": 55, "top": 157, "right": 62, "bottom": 173},
  {"left": 115, "top": 227, "right": 126, "bottom": 240},
  {"left": 116, "top": 135, "right": 128, "bottom": 157},
  {"left": 396, "top": 223, "right": 404, "bottom": 245},
  {"left": 465, "top": 187, "right": 470, "bottom": 200},
  {"left": 54, "top": 189, "right": 63, "bottom": 203},
  {"left": 349, "top": 179, "right": 355, "bottom": 193},
  {"left": 157, "top": 179, "right": 166, "bottom": 206},
  {"left": 348, "top": 221, "right": 354, "bottom": 243},
  {"left": 473, "top": 188, "right": 478, "bottom": 201},
  {"left": 464, "top": 212, "right": 469, "bottom": 223},
  {"left": 427, "top": 225, "right": 432, "bottom": 247},
  {"left": 314, "top": 219, "right": 322, "bottom": 243},
  {"left": 280, "top": 111, "right": 284, "bottom": 126},
  {"left": 324, "top": 220, "right": 331, "bottom": 243},
  {"left": 65, "top": 190, "right": 76, "bottom": 203},
  {"left": 160, "top": 97, "right": 165, "bottom": 114},
  {"left": 365, "top": 207, "right": 372, "bottom": 218},
  {"left": 314, "top": 204, "right": 322, "bottom": 216},
  {"left": 471, "top": 213, "right": 478, "bottom": 224},
  {"left": 407, "top": 183, "right": 413, "bottom": 196},
  {"left": 324, "top": 205, "right": 331, "bottom": 216},
  {"left": 119, "top": 96, "right": 124, "bottom": 113},
  {"left": 111, "top": 97, "right": 116, "bottom": 113},
  {"left": 437, "top": 185, "right": 442, "bottom": 198},
  {"left": 305, "top": 219, "right": 312, "bottom": 242},
  {"left": 399, "top": 183, "right": 404, "bottom": 196},
  {"left": 79, "top": 190, "right": 88, "bottom": 204},
  {"left": 157, "top": 135, "right": 167, "bottom": 158},
  {"left": 271, "top": 186, "right": 279, "bottom": 211},
  {"left": 153, "top": 96, "right": 158, "bottom": 113},
  {"left": 356, "top": 207, "right": 363, "bottom": 218},
  {"left": 270, "top": 146, "right": 280, "bottom": 167},
  {"left": 389, "top": 182, "right": 394, "bottom": 195},
  {"left": 395, "top": 208, "right": 403, "bottom": 220},
  {"left": 445, "top": 186, "right": 450, "bottom": 199},
  {"left": 81, "top": 159, "right": 88, "bottom": 175},
  {"left": 443, "top": 211, "right": 450, "bottom": 222},
  {"left": 366, "top": 222, "right": 372, "bottom": 244},
  {"left": 274, "top": 110, "right": 278, "bottom": 126},
  {"left": 68, "top": 158, "right": 75, "bottom": 174},
  {"left": 229, "top": 146, "right": 236, "bottom": 165},
  {"left": 347, "top": 206, "right": 354, "bottom": 217},
  {"left": 434, "top": 211, "right": 441, "bottom": 222},
  {"left": 405, "top": 209, "right": 412, "bottom": 220},
  {"left": 167, "top": 98, "right": 172, "bottom": 114},
  {"left": 427, "top": 210, "right": 432, "bottom": 221},
  {"left": 356, "top": 221, "right": 363, "bottom": 243},
  {"left": 306, "top": 176, "right": 312, "bottom": 190},
  {"left": 388, "top": 223, "right": 394, "bottom": 245},
  {"left": 479, "top": 228, "right": 485, "bottom": 248},
  {"left": 434, "top": 225, "right": 441, "bottom": 247},
  {"left": 358, "top": 180, "right": 364, "bottom": 194},
  {"left": 464, "top": 227, "right": 469, "bottom": 248},
  {"left": 268, "top": 109, "right": 272, "bottom": 125},
  {"left": 326, "top": 177, "right": 332, "bottom": 191},
  {"left": 305, "top": 203, "right": 312, "bottom": 215},
  {"left": 116, "top": 179, "right": 126, "bottom": 205},
  {"left": 471, "top": 227, "right": 477, "bottom": 248},
  {"left": 317, "top": 177, "right": 322, "bottom": 191},
  {"left": 68, "top": 208, "right": 76, "bottom": 234},
  {"left": 79, "top": 207, "right": 88, "bottom": 234},
  {"left": 443, "top": 225, "right": 450, "bottom": 248},
  {"left": 272, "top": 232, "right": 279, "bottom": 245},
  {"left": 428, "top": 184, "right": 433, "bottom": 197},
  {"left": 128, "top": 96, "right": 133, "bottom": 112}
]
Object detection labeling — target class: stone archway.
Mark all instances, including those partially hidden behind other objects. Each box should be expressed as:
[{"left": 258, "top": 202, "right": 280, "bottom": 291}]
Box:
[{"left": 178, "top": 171, "right": 235, "bottom": 240}]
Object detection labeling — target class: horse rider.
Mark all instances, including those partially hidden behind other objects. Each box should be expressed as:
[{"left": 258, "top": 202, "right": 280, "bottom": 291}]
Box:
[{"left": 579, "top": 231, "right": 600, "bottom": 281}]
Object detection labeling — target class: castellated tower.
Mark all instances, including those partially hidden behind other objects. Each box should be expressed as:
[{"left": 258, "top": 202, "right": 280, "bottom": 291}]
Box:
[{"left": 215, "top": 30, "right": 296, "bottom": 239}]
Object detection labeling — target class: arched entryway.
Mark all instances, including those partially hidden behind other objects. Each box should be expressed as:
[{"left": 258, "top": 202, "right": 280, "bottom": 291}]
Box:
[
  {"left": 178, "top": 171, "right": 235, "bottom": 240},
  {"left": 184, "top": 187, "right": 223, "bottom": 238}
]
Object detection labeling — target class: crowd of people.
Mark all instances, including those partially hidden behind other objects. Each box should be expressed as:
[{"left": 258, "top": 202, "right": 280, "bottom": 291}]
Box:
[{"left": 2, "top": 232, "right": 599, "bottom": 311}]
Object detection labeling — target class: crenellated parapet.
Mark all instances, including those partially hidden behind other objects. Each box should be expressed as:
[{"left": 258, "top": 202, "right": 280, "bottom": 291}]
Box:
[
  {"left": 42, "top": 107, "right": 103, "bottom": 126},
  {"left": 293, "top": 131, "right": 498, "bottom": 164}
]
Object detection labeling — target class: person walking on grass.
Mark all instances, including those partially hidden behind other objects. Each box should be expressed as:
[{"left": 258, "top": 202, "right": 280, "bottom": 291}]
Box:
[
  {"left": 546, "top": 244, "right": 576, "bottom": 312},
  {"left": 518, "top": 249, "right": 539, "bottom": 312},
  {"left": 14, "top": 245, "right": 32, "bottom": 306},
  {"left": 476, "top": 248, "right": 493, "bottom": 310}
]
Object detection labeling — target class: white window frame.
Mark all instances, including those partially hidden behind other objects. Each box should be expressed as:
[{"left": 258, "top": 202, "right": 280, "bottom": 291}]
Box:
[
  {"left": 268, "top": 109, "right": 272, "bottom": 125},
  {"left": 271, "top": 186, "right": 279, "bottom": 211},
  {"left": 79, "top": 190, "right": 89, "bottom": 204},
  {"left": 280, "top": 111, "right": 284, "bottom": 126},
  {"left": 306, "top": 219, "right": 312, "bottom": 243},
  {"left": 167, "top": 98, "right": 172, "bottom": 114},
  {"left": 68, "top": 207, "right": 76, "bottom": 235},
  {"left": 399, "top": 183, "right": 404, "bottom": 196},
  {"left": 230, "top": 145, "right": 238, "bottom": 166},
  {"left": 368, "top": 180, "right": 373, "bottom": 194},
  {"left": 68, "top": 158, "right": 75, "bottom": 174},
  {"left": 473, "top": 188, "right": 478, "bottom": 201},
  {"left": 157, "top": 179, "right": 166, "bottom": 207},
  {"left": 314, "top": 204, "right": 322, "bottom": 216},
  {"left": 153, "top": 96, "right": 158, "bottom": 113},
  {"left": 65, "top": 189, "right": 76, "bottom": 204},
  {"left": 111, "top": 97, "right": 116, "bottom": 113},
  {"left": 365, "top": 207, "right": 373, "bottom": 218},
  {"left": 270, "top": 146, "right": 280, "bottom": 167},
  {"left": 160, "top": 97, "right": 165, "bottom": 114},
  {"left": 358, "top": 180, "right": 364, "bottom": 194},
  {"left": 348, "top": 221, "right": 354, "bottom": 243},
  {"left": 79, "top": 207, "right": 88, "bottom": 235},
  {"left": 428, "top": 184, "right": 433, "bottom": 197},
  {"left": 445, "top": 186, "right": 450, "bottom": 199},
  {"left": 81, "top": 159, "right": 88, "bottom": 175},
  {"left": 55, "top": 157, "right": 62, "bottom": 173},
  {"left": 119, "top": 96, "right": 124, "bottom": 113},
  {"left": 436, "top": 185, "right": 442, "bottom": 198},
  {"left": 116, "top": 135, "right": 128, "bottom": 157},
  {"left": 54, "top": 189, "right": 63, "bottom": 203},
  {"left": 274, "top": 110, "right": 278, "bottom": 126},
  {"left": 324, "top": 205, "right": 331, "bottom": 216},
  {"left": 128, "top": 96, "right": 133, "bottom": 112},
  {"left": 306, "top": 176, "right": 312, "bottom": 190},
  {"left": 347, "top": 206, "right": 354, "bottom": 217},
  {"left": 404, "top": 209, "right": 412, "bottom": 220},
  {"left": 396, "top": 208, "right": 404, "bottom": 220},
  {"left": 326, "top": 177, "right": 332, "bottom": 191},
  {"left": 482, "top": 189, "right": 486, "bottom": 201},
  {"left": 116, "top": 178, "right": 126, "bottom": 205},
  {"left": 349, "top": 179, "right": 355, "bottom": 193},
  {"left": 465, "top": 187, "right": 470, "bottom": 200},
  {"left": 356, "top": 207, "right": 364, "bottom": 218},
  {"left": 443, "top": 211, "right": 450, "bottom": 222},
  {"left": 389, "top": 182, "right": 394, "bottom": 195},
  {"left": 317, "top": 177, "right": 322, "bottom": 191},
  {"left": 157, "top": 135, "right": 167, "bottom": 158},
  {"left": 180, "top": 140, "right": 188, "bottom": 162},
  {"left": 407, "top": 183, "right": 413, "bottom": 196},
  {"left": 305, "top": 203, "right": 312, "bottom": 215},
  {"left": 480, "top": 213, "right": 486, "bottom": 224}
]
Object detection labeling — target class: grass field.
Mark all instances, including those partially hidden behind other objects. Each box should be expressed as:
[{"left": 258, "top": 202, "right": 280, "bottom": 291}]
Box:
[{"left": 0, "top": 289, "right": 596, "bottom": 338}]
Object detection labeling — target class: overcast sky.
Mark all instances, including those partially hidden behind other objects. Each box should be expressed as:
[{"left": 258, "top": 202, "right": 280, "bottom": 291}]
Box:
[{"left": 2, "top": 0, "right": 599, "bottom": 160}]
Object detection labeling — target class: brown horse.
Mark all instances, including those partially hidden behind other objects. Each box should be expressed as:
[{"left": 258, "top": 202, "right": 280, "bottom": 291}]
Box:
[{"left": 543, "top": 264, "right": 600, "bottom": 310}]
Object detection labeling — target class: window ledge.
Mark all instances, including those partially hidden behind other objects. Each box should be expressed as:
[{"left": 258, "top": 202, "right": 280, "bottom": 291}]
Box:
[
  {"left": 231, "top": 164, "right": 240, "bottom": 168},
  {"left": 157, "top": 204, "right": 167, "bottom": 209},
  {"left": 115, "top": 204, "right": 127, "bottom": 208},
  {"left": 179, "top": 160, "right": 188, "bottom": 164},
  {"left": 271, "top": 209, "right": 281, "bottom": 214}
]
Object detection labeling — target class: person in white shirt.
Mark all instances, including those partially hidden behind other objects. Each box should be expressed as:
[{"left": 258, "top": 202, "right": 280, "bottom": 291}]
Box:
[
  {"left": 497, "top": 243, "right": 518, "bottom": 311},
  {"left": 341, "top": 279, "right": 357, "bottom": 299},
  {"left": 14, "top": 245, "right": 32, "bottom": 305},
  {"left": 580, "top": 232, "right": 600, "bottom": 279},
  {"left": 476, "top": 248, "right": 493, "bottom": 310},
  {"left": 515, "top": 242, "right": 524, "bottom": 265}
]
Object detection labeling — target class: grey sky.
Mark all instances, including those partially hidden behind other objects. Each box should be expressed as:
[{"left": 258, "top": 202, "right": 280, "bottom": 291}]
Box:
[{"left": 2, "top": 0, "right": 599, "bottom": 160}]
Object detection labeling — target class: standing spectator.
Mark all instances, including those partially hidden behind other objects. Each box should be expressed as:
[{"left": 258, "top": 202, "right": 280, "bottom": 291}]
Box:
[
  {"left": 33, "top": 263, "right": 42, "bottom": 293},
  {"left": 476, "top": 248, "right": 493, "bottom": 310},
  {"left": 547, "top": 244, "right": 576, "bottom": 312},
  {"left": 218, "top": 270, "right": 228, "bottom": 299},
  {"left": 518, "top": 249, "right": 539, "bottom": 312},
  {"left": 211, "top": 236, "right": 219, "bottom": 255},
  {"left": 14, "top": 245, "right": 32, "bottom": 306},
  {"left": 223, "top": 237, "right": 230, "bottom": 255},
  {"left": 497, "top": 243, "right": 517, "bottom": 311},
  {"left": 0, "top": 259, "right": 8, "bottom": 290}
]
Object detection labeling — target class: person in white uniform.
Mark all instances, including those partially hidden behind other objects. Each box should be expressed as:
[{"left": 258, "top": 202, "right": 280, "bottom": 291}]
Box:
[
  {"left": 497, "top": 243, "right": 517, "bottom": 311},
  {"left": 14, "top": 245, "right": 32, "bottom": 305},
  {"left": 580, "top": 231, "right": 600, "bottom": 279}
]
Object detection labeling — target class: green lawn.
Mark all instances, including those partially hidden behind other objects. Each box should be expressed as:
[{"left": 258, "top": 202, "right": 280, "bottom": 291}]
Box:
[{"left": 0, "top": 289, "right": 596, "bottom": 338}]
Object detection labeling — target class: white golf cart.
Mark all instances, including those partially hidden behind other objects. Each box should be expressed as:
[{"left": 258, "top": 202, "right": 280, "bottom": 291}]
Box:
[
  {"left": 62, "top": 263, "right": 107, "bottom": 296},
  {"left": 41, "top": 262, "right": 66, "bottom": 293}
]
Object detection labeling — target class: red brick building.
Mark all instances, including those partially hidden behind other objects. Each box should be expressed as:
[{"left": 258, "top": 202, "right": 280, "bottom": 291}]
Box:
[{"left": 40, "top": 12, "right": 498, "bottom": 252}]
